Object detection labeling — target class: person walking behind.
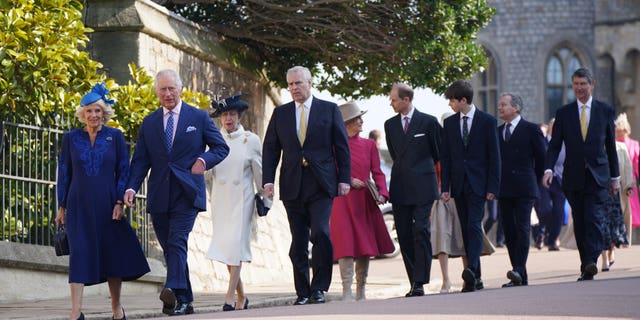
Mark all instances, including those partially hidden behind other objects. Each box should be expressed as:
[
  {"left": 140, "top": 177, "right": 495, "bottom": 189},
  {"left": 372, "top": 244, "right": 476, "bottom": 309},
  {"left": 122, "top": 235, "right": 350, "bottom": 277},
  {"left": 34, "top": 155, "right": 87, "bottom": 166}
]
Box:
[
  {"left": 542, "top": 67, "right": 620, "bottom": 281},
  {"left": 440, "top": 80, "right": 501, "bottom": 293},
  {"left": 262, "top": 66, "right": 351, "bottom": 305},
  {"left": 615, "top": 113, "right": 639, "bottom": 244},
  {"left": 207, "top": 95, "right": 269, "bottom": 311},
  {"left": 124, "top": 70, "right": 229, "bottom": 315},
  {"left": 330, "top": 101, "right": 394, "bottom": 302},
  {"left": 496, "top": 93, "right": 546, "bottom": 287},
  {"left": 384, "top": 83, "right": 441, "bottom": 297},
  {"left": 56, "top": 83, "right": 150, "bottom": 320}
]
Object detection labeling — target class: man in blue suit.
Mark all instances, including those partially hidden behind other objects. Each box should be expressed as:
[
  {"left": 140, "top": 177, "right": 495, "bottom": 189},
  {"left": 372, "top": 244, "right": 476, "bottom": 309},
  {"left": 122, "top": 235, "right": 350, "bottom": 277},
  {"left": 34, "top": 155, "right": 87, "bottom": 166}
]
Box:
[
  {"left": 542, "top": 67, "right": 620, "bottom": 281},
  {"left": 123, "top": 70, "right": 229, "bottom": 315},
  {"left": 496, "top": 93, "right": 546, "bottom": 287},
  {"left": 440, "top": 80, "right": 500, "bottom": 292},
  {"left": 384, "top": 83, "right": 441, "bottom": 297},
  {"left": 262, "top": 66, "right": 351, "bottom": 305}
]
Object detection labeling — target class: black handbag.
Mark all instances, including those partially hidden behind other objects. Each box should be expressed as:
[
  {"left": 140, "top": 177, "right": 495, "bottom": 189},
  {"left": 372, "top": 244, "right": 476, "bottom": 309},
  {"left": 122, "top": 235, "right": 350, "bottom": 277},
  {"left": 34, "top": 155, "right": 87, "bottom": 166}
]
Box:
[
  {"left": 54, "top": 224, "right": 70, "bottom": 256},
  {"left": 255, "top": 193, "right": 270, "bottom": 217}
]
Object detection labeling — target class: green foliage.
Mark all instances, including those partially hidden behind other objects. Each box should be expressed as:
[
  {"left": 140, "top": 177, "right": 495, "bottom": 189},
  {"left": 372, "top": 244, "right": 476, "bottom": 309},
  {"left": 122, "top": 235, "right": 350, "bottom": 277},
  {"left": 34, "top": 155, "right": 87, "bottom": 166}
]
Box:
[
  {"left": 165, "top": 0, "right": 496, "bottom": 99},
  {"left": 0, "top": 0, "right": 103, "bottom": 126}
]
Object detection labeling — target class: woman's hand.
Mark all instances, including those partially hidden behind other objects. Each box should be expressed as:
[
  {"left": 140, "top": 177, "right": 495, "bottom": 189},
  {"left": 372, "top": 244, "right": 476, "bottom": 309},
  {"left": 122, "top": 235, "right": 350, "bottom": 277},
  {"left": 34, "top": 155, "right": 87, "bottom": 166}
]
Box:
[
  {"left": 376, "top": 195, "right": 387, "bottom": 205},
  {"left": 351, "top": 177, "right": 365, "bottom": 189},
  {"left": 55, "top": 207, "right": 65, "bottom": 225},
  {"left": 112, "top": 202, "right": 124, "bottom": 220}
]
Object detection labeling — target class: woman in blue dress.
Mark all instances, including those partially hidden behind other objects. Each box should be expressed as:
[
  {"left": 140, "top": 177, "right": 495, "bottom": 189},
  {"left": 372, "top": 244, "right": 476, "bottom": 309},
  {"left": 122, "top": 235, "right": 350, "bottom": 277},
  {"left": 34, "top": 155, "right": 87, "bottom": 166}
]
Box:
[{"left": 55, "top": 83, "right": 150, "bottom": 320}]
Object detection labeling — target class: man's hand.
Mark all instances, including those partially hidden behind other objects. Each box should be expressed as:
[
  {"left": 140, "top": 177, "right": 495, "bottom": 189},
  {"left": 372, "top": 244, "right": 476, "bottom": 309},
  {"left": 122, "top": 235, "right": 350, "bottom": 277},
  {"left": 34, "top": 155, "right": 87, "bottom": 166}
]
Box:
[
  {"left": 609, "top": 179, "right": 621, "bottom": 196},
  {"left": 338, "top": 183, "right": 351, "bottom": 196},
  {"left": 264, "top": 183, "right": 275, "bottom": 199},
  {"left": 486, "top": 192, "right": 495, "bottom": 201},
  {"left": 55, "top": 207, "right": 65, "bottom": 225},
  {"left": 123, "top": 189, "right": 136, "bottom": 207},
  {"left": 191, "top": 159, "right": 205, "bottom": 174},
  {"left": 440, "top": 192, "right": 450, "bottom": 202},
  {"left": 542, "top": 172, "right": 553, "bottom": 189},
  {"left": 112, "top": 204, "right": 124, "bottom": 220}
]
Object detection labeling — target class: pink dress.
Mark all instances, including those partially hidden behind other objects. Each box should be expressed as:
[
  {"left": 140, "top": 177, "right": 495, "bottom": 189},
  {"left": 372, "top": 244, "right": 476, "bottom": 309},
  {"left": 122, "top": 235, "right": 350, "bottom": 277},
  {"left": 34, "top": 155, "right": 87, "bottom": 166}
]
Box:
[
  {"left": 330, "top": 135, "right": 395, "bottom": 259},
  {"left": 618, "top": 136, "right": 640, "bottom": 227}
]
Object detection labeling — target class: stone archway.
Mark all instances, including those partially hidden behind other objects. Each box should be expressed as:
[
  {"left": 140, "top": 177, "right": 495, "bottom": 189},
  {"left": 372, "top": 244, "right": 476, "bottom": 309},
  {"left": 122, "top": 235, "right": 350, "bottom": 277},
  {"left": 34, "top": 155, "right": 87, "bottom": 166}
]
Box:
[{"left": 616, "top": 50, "right": 640, "bottom": 139}]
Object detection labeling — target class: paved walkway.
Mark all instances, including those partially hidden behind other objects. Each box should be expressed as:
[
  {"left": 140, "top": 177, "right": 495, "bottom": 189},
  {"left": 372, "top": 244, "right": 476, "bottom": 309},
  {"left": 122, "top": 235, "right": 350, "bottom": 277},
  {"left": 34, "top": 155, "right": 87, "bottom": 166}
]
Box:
[{"left": 2, "top": 244, "right": 639, "bottom": 320}]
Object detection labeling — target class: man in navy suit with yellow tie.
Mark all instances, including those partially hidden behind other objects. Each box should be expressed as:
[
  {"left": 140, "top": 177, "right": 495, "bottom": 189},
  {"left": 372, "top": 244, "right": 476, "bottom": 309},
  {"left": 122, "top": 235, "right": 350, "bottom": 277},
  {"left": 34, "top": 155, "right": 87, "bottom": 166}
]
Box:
[
  {"left": 496, "top": 93, "right": 546, "bottom": 287},
  {"left": 124, "top": 70, "right": 229, "bottom": 315},
  {"left": 440, "top": 80, "right": 501, "bottom": 292},
  {"left": 262, "top": 66, "right": 351, "bottom": 305},
  {"left": 542, "top": 67, "right": 620, "bottom": 281}
]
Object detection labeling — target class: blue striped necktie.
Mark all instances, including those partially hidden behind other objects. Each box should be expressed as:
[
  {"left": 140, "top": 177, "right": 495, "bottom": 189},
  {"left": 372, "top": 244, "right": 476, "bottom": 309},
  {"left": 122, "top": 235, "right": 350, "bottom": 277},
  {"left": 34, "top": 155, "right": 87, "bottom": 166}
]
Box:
[{"left": 165, "top": 111, "right": 174, "bottom": 151}]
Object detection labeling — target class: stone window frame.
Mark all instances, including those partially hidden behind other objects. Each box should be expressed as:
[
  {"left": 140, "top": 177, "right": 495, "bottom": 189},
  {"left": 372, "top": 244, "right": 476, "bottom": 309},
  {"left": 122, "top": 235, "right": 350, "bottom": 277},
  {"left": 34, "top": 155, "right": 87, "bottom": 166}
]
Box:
[
  {"left": 545, "top": 45, "right": 587, "bottom": 120},
  {"left": 472, "top": 48, "right": 499, "bottom": 116}
]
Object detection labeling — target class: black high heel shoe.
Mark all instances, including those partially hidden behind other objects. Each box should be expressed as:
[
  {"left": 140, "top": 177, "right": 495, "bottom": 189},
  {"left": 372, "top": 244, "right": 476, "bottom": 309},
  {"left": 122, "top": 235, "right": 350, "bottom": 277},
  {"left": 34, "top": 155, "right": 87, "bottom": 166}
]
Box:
[
  {"left": 77, "top": 312, "right": 85, "bottom": 320},
  {"left": 243, "top": 298, "right": 249, "bottom": 310},
  {"left": 113, "top": 307, "right": 126, "bottom": 320},
  {"left": 222, "top": 302, "right": 235, "bottom": 311}
]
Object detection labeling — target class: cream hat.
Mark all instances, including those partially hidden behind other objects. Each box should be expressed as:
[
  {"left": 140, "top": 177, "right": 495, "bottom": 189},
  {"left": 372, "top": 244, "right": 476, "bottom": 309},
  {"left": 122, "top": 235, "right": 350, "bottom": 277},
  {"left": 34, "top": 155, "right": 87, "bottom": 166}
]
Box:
[{"left": 339, "top": 101, "right": 367, "bottom": 122}]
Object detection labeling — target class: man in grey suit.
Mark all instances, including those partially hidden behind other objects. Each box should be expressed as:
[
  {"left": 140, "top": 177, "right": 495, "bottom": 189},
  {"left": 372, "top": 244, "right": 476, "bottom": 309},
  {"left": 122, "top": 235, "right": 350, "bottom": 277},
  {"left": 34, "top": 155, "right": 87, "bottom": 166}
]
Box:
[
  {"left": 262, "top": 66, "right": 351, "bottom": 305},
  {"left": 384, "top": 83, "right": 441, "bottom": 297}
]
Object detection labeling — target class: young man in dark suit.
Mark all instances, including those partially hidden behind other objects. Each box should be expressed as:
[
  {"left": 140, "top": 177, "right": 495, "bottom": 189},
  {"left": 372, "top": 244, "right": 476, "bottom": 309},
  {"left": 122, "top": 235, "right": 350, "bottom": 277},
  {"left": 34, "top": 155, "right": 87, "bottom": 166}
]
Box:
[
  {"left": 496, "top": 93, "right": 546, "bottom": 287},
  {"left": 542, "top": 67, "right": 620, "bottom": 281},
  {"left": 440, "top": 80, "right": 501, "bottom": 292},
  {"left": 384, "top": 83, "right": 441, "bottom": 297},
  {"left": 124, "top": 70, "right": 229, "bottom": 315},
  {"left": 262, "top": 66, "right": 351, "bottom": 305}
]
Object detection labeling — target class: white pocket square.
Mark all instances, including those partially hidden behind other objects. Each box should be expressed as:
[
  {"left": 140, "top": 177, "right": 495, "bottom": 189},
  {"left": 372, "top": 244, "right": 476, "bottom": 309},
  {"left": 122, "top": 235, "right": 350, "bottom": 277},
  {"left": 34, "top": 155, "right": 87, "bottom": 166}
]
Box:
[
  {"left": 414, "top": 133, "right": 426, "bottom": 137},
  {"left": 186, "top": 126, "right": 197, "bottom": 133}
]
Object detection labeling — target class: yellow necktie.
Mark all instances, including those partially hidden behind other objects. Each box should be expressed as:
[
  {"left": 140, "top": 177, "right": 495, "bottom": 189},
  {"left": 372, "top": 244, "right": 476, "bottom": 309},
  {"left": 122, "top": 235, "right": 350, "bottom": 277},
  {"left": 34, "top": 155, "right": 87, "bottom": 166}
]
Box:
[
  {"left": 298, "top": 104, "right": 307, "bottom": 145},
  {"left": 580, "top": 105, "right": 587, "bottom": 141}
]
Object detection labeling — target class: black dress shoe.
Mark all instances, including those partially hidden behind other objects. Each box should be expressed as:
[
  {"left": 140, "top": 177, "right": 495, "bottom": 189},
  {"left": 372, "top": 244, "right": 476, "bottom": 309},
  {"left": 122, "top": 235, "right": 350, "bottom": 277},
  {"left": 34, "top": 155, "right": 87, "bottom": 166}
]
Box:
[
  {"left": 310, "top": 290, "right": 325, "bottom": 304},
  {"left": 172, "top": 302, "right": 194, "bottom": 316},
  {"left": 159, "top": 288, "right": 176, "bottom": 315},
  {"left": 548, "top": 245, "right": 560, "bottom": 251},
  {"left": 461, "top": 283, "right": 475, "bottom": 292},
  {"left": 584, "top": 263, "right": 598, "bottom": 277},
  {"left": 577, "top": 273, "right": 594, "bottom": 281},
  {"left": 461, "top": 268, "right": 476, "bottom": 292},
  {"left": 294, "top": 296, "right": 309, "bottom": 305},
  {"left": 506, "top": 270, "right": 523, "bottom": 285},
  {"left": 405, "top": 283, "right": 425, "bottom": 297},
  {"left": 502, "top": 281, "right": 527, "bottom": 288},
  {"left": 475, "top": 279, "right": 484, "bottom": 290}
]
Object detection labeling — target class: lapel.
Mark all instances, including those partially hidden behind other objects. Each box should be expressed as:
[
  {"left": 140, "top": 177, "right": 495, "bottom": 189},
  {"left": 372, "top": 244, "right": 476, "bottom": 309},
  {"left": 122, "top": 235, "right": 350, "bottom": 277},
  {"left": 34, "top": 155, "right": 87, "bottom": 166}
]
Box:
[
  {"left": 283, "top": 102, "right": 301, "bottom": 148},
  {"left": 450, "top": 112, "right": 465, "bottom": 147},
  {"left": 150, "top": 108, "right": 168, "bottom": 152},
  {"left": 304, "top": 98, "right": 320, "bottom": 146},
  {"left": 568, "top": 101, "right": 585, "bottom": 143},
  {"left": 173, "top": 103, "right": 192, "bottom": 149},
  {"left": 498, "top": 123, "right": 506, "bottom": 144}
]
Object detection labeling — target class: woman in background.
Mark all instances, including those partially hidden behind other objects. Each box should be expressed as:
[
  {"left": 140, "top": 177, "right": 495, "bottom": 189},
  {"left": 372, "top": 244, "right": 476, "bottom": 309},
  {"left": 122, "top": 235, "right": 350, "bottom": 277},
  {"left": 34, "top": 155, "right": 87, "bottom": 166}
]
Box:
[
  {"left": 330, "top": 101, "right": 394, "bottom": 301},
  {"left": 206, "top": 95, "right": 268, "bottom": 311},
  {"left": 56, "top": 83, "right": 150, "bottom": 320},
  {"left": 615, "top": 113, "right": 639, "bottom": 244}
]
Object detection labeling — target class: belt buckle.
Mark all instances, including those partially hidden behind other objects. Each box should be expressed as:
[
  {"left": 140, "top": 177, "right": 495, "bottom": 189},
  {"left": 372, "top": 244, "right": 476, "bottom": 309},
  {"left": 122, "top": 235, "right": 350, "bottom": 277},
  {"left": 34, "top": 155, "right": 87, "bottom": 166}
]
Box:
[{"left": 302, "top": 158, "right": 309, "bottom": 167}]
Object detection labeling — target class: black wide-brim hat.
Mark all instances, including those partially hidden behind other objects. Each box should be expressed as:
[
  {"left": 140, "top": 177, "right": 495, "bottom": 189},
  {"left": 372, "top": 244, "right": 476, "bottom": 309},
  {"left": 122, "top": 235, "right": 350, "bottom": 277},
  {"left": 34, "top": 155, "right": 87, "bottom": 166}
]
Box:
[{"left": 210, "top": 94, "right": 249, "bottom": 118}]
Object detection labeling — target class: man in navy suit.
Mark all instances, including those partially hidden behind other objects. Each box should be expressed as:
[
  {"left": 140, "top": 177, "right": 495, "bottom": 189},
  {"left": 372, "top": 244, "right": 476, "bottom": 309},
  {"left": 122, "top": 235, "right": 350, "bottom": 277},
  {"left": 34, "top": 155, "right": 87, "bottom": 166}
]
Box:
[
  {"left": 123, "top": 70, "right": 229, "bottom": 315},
  {"left": 262, "top": 66, "right": 351, "bottom": 305},
  {"left": 496, "top": 93, "right": 546, "bottom": 287},
  {"left": 384, "top": 83, "right": 441, "bottom": 297},
  {"left": 542, "top": 67, "right": 620, "bottom": 281},
  {"left": 440, "top": 80, "right": 500, "bottom": 292}
]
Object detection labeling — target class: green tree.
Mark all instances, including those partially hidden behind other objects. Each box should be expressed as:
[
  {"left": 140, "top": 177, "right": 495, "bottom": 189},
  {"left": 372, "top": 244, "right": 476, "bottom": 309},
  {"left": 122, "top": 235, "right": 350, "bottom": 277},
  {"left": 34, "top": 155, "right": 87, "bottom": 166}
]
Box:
[
  {"left": 161, "top": 0, "right": 495, "bottom": 99},
  {"left": 0, "top": 0, "right": 103, "bottom": 126}
]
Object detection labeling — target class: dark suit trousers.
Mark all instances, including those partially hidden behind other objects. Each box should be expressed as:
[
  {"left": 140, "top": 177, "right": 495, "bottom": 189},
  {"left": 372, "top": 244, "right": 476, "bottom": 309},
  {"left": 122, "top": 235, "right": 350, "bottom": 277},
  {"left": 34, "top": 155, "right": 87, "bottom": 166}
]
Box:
[
  {"left": 499, "top": 197, "right": 535, "bottom": 282},
  {"left": 283, "top": 167, "right": 334, "bottom": 298},
  {"left": 563, "top": 170, "right": 607, "bottom": 271},
  {"left": 150, "top": 173, "right": 197, "bottom": 303},
  {"left": 454, "top": 178, "right": 486, "bottom": 279},
  {"left": 546, "top": 179, "right": 566, "bottom": 246},
  {"left": 392, "top": 203, "right": 432, "bottom": 285}
]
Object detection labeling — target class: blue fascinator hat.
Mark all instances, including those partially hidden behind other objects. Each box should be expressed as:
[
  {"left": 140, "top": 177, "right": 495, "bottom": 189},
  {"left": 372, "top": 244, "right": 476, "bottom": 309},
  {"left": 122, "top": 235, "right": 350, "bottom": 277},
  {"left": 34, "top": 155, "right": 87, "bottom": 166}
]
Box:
[
  {"left": 210, "top": 94, "right": 249, "bottom": 118},
  {"left": 81, "top": 82, "right": 115, "bottom": 107}
]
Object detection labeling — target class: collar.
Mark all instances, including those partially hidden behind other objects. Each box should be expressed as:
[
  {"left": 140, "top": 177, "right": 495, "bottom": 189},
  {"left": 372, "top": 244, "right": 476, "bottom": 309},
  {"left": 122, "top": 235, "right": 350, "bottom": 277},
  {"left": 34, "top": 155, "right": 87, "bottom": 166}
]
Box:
[
  {"left": 577, "top": 96, "right": 593, "bottom": 108},
  {"left": 461, "top": 104, "right": 476, "bottom": 119},
  {"left": 163, "top": 100, "right": 183, "bottom": 115},
  {"left": 299, "top": 96, "right": 313, "bottom": 108},
  {"left": 507, "top": 115, "right": 522, "bottom": 128},
  {"left": 402, "top": 106, "right": 415, "bottom": 119}
]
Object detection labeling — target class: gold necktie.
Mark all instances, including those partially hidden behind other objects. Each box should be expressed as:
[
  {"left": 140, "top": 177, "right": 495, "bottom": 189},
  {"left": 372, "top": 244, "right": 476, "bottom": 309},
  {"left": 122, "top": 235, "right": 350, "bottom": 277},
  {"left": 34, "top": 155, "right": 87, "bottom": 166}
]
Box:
[
  {"left": 298, "top": 104, "right": 307, "bottom": 145},
  {"left": 580, "top": 105, "right": 587, "bottom": 141}
]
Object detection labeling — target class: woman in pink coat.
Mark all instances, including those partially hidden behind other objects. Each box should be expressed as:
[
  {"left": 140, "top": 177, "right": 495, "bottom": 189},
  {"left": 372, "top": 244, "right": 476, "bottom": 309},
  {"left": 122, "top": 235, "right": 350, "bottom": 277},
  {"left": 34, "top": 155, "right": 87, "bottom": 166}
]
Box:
[
  {"left": 330, "top": 101, "right": 395, "bottom": 301},
  {"left": 615, "top": 113, "right": 639, "bottom": 244}
]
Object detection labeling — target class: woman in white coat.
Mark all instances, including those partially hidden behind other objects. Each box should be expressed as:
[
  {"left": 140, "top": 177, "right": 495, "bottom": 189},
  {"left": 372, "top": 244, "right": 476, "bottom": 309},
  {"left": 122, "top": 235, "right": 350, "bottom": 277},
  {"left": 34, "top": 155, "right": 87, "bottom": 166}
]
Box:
[{"left": 207, "top": 95, "right": 268, "bottom": 311}]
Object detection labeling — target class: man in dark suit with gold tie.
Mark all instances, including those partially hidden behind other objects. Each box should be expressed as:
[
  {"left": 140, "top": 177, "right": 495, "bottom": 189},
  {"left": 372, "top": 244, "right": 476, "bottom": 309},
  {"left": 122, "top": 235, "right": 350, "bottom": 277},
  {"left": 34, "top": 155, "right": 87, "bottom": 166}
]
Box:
[
  {"left": 542, "top": 67, "right": 620, "bottom": 281},
  {"left": 262, "top": 66, "right": 351, "bottom": 305}
]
